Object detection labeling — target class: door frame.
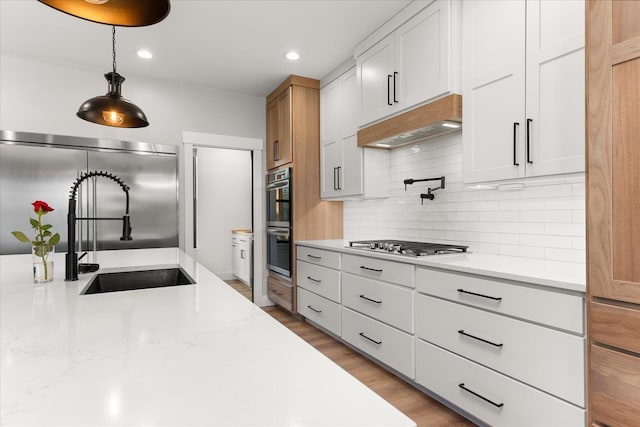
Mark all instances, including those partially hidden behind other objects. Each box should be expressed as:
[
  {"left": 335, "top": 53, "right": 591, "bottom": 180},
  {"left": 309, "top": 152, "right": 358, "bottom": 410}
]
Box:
[{"left": 180, "top": 131, "right": 268, "bottom": 306}]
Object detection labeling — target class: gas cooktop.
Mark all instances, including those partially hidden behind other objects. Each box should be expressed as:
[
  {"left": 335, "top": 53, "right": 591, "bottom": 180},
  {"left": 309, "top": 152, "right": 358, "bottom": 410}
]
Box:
[{"left": 348, "top": 239, "right": 468, "bottom": 257}]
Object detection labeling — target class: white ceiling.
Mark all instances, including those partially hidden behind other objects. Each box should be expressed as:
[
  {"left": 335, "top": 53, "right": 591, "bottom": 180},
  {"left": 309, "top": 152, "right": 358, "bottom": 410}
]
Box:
[{"left": 0, "top": 0, "right": 411, "bottom": 97}]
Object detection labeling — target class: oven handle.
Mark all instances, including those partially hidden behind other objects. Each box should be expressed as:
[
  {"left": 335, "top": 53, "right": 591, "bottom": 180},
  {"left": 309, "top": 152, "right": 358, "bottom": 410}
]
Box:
[
  {"left": 267, "top": 180, "right": 289, "bottom": 190},
  {"left": 266, "top": 228, "right": 290, "bottom": 237}
]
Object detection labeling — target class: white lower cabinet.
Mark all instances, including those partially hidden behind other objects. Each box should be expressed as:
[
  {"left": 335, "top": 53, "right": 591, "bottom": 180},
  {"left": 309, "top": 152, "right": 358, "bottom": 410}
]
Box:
[
  {"left": 342, "top": 272, "right": 414, "bottom": 334},
  {"left": 418, "top": 294, "right": 585, "bottom": 406},
  {"left": 297, "top": 288, "right": 341, "bottom": 336},
  {"left": 416, "top": 340, "right": 585, "bottom": 426},
  {"left": 295, "top": 244, "right": 586, "bottom": 426},
  {"left": 341, "top": 307, "right": 414, "bottom": 378}
]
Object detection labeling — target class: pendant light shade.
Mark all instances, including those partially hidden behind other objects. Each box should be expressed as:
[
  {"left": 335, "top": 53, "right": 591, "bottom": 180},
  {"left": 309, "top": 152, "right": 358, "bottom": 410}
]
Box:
[
  {"left": 37, "top": 0, "right": 170, "bottom": 27},
  {"left": 77, "top": 26, "right": 149, "bottom": 128},
  {"left": 77, "top": 72, "right": 149, "bottom": 128}
]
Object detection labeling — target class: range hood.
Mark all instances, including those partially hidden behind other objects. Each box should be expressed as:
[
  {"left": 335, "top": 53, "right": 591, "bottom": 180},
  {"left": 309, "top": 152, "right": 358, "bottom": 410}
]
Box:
[{"left": 357, "top": 94, "right": 462, "bottom": 149}]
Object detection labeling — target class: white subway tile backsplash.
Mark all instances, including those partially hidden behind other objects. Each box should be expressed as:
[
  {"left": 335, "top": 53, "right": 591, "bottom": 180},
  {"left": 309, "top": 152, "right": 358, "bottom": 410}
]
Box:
[
  {"left": 343, "top": 134, "right": 586, "bottom": 263},
  {"left": 545, "top": 248, "right": 586, "bottom": 263},
  {"left": 545, "top": 223, "right": 586, "bottom": 237},
  {"left": 520, "top": 210, "right": 573, "bottom": 223}
]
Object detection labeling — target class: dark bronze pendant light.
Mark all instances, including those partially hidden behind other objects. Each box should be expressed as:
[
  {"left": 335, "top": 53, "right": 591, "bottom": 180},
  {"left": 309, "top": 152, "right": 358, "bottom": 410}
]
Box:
[
  {"left": 76, "top": 26, "right": 149, "bottom": 128},
  {"left": 37, "top": 0, "right": 170, "bottom": 27}
]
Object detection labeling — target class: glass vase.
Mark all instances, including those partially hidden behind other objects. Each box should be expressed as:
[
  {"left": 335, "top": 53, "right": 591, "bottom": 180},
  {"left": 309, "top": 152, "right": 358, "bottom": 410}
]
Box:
[{"left": 32, "top": 245, "right": 54, "bottom": 284}]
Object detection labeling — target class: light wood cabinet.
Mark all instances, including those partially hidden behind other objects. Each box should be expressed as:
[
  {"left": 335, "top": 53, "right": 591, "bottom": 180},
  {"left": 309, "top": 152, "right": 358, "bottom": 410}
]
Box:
[
  {"left": 356, "top": 0, "right": 458, "bottom": 127},
  {"left": 266, "top": 87, "right": 292, "bottom": 170},
  {"left": 320, "top": 67, "right": 389, "bottom": 200},
  {"left": 586, "top": 1, "right": 640, "bottom": 425},
  {"left": 462, "top": 0, "right": 585, "bottom": 183},
  {"left": 266, "top": 76, "right": 343, "bottom": 313}
]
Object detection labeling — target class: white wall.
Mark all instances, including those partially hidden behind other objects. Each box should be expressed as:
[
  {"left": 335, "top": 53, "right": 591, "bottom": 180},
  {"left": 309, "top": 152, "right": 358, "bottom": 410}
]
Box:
[
  {"left": 195, "top": 147, "right": 252, "bottom": 278},
  {"left": 0, "top": 53, "right": 265, "bottom": 144},
  {"left": 344, "top": 133, "right": 586, "bottom": 263}
]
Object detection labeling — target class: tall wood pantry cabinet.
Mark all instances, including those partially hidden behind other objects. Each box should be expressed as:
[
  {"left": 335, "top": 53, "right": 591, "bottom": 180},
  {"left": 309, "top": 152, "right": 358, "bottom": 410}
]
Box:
[
  {"left": 265, "top": 75, "right": 343, "bottom": 313},
  {"left": 586, "top": 1, "right": 640, "bottom": 425}
]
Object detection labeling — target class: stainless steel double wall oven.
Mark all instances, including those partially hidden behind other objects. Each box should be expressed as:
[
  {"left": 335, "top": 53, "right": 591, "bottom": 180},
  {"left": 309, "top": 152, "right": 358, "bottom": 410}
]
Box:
[{"left": 266, "top": 167, "right": 291, "bottom": 277}]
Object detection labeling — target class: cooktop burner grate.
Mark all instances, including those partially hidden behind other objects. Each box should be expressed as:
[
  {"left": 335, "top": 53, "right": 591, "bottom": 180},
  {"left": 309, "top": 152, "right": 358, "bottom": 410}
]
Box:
[{"left": 348, "top": 239, "right": 468, "bottom": 257}]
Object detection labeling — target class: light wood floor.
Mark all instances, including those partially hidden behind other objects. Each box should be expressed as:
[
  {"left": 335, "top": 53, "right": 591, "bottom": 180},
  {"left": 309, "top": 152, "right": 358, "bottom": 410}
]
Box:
[
  {"left": 263, "top": 305, "right": 475, "bottom": 427},
  {"left": 224, "top": 279, "right": 252, "bottom": 300}
]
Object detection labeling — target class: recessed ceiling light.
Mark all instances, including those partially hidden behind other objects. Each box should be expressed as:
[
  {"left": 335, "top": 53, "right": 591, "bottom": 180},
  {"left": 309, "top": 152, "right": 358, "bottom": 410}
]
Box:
[
  {"left": 136, "top": 49, "right": 153, "bottom": 59},
  {"left": 285, "top": 51, "right": 300, "bottom": 61}
]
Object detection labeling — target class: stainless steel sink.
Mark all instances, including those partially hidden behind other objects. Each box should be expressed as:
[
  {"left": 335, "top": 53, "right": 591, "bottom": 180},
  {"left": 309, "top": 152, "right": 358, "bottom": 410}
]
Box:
[{"left": 81, "top": 267, "right": 195, "bottom": 294}]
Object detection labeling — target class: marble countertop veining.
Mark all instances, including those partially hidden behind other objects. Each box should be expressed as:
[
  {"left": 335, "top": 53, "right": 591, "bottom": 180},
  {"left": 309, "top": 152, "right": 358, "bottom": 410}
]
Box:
[
  {"left": 296, "top": 240, "right": 586, "bottom": 293},
  {"left": 0, "top": 248, "right": 414, "bottom": 426}
]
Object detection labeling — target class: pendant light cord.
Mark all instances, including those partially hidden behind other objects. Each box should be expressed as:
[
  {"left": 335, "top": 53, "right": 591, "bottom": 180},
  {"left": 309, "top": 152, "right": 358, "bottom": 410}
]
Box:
[{"left": 111, "top": 25, "right": 116, "bottom": 86}]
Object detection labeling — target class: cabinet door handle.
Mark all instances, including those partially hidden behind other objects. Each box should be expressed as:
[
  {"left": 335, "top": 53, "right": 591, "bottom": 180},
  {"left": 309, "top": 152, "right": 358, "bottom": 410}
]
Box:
[
  {"left": 360, "top": 265, "right": 383, "bottom": 273},
  {"left": 387, "top": 74, "right": 393, "bottom": 106},
  {"left": 457, "top": 288, "right": 502, "bottom": 301},
  {"left": 240, "top": 249, "right": 245, "bottom": 259},
  {"left": 273, "top": 140, "right": 279, "bottom": 161},
  {"left": 307, "top": 254, "right": 322, "bottom": 259},
  {"left": 306, "top": 276, "right": 321, "bottom": 283},
  {"left": 359, "top": 332, "right": 382, "bottom": 345},
  {"left": 333, "top": 167, "right": 338, "bottom": 190},
  {"left": 359, "top": 294, "right": 382, "bottom": 304},
  {"left": 307, "top": 305, "right": 322, "bottom": 314},
  {"left": 272, "top": 289, "right": 283, "bottom": 296},
  {"left": 393, "top": 71, "right": 398, "bottom": 103},
  {"left": 526, "top": 118, "right": 533, "bottom": 164},
  {"left": 458, "top": 383, "right": 504, "bottom": 408},
  {"left": 458, "top": 330, "right": 503, "bottom": 348},
  {"left": 513, "top": 122, "right": 520, "bottom": 166},
  {"left": 337, "top": 166, "right": 342, "bottom": 190}
]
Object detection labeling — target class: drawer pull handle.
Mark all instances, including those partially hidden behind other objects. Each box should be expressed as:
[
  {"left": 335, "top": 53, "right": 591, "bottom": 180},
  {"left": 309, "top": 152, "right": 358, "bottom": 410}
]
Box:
[
  {"left": 359, "top": 332, "right": 382, "bottom": 345},
  {"left": 458, "top": 330, "right": 503, "bottom": 348},
  {"left": 307, "top": 254, "right": 322, "bottom": 259},
  {"left": 307, "top": 276, "right": 322, "bottom": 283},
  {"left": 307, "top": 305, "right": 322, "bottom": 314},
  {"left": 273, "top": 290, "right": 283, "bottom": 296},
  {"left": 458, "top": 383, "right": 504, "bottom": 408},
  {"left": 457, "top": 289, "right": 502, "bottom": 301},
  {"left": 359, "top": 294, "right": 382, "bottom": 304},
  {"left": 360, "top": 266, "right": 383, "bottom": 273}
]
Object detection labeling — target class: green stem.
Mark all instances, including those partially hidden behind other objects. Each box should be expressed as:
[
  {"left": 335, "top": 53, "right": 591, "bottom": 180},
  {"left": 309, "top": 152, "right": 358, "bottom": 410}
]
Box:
[{"left": 37, "top": 212, "right": 49, "bottom": 280}]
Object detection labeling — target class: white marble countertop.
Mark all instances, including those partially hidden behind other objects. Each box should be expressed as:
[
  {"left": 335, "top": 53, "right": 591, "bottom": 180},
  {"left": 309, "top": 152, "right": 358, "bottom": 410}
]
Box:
[
  {"left": 296, "top": 240, "right": 586, "bottom": 293},
  {"left": 0, "top": 248, "right": 415, "bottom": 426}
]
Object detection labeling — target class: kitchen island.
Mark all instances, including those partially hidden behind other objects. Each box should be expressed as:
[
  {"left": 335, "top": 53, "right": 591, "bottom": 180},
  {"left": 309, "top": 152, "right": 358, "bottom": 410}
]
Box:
[{"left": 0, "top": 248, "right": 415, "bottom": 426}]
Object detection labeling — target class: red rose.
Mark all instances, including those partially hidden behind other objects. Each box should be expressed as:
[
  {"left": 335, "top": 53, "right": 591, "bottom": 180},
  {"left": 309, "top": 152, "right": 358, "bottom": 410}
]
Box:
[{"left": 32, "top": 200, "right": 54, "bottom": 214}]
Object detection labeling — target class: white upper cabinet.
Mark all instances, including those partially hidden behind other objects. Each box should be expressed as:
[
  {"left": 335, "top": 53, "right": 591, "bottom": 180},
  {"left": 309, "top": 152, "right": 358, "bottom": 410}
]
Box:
[
  {"left": 321, "top": 67, "right": 389, "bottom": 200},
  {"left": 462, "top": 0, "right": 585, "bottom": 184},
  {"left": 356, "top": 0, "right": 459, "bottom": 127}
]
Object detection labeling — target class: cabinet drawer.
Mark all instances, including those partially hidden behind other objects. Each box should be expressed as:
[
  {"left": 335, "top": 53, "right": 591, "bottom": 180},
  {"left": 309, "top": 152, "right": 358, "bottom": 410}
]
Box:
[
  {"left": 342, "top": 272, "right": 414, "bottom": 333},
  {"left": 417, "top": 295, "right": 585, "bottom": 406},
  {"left": 297, "top": 260, "right": 341, "bottom": 303},
  {"left": 267, "top": 275, "right": 293, "bottom": 312},
  {"left": 590, "top": 301, "right": 640, "bottom": 354},
  {"left": 341, "top": 307, "right": 414, "bottom": 378},
  {"left": 297, "top": 288, "right": 341, "bottom": 336},
  {"left": 296, "top": 246, "right": 341, "bottom": 270},
  {"left": 342, "top": 254, "right": 414, "bottom": 288},
  {"left": 416, "top": 340, "right": 585, "bottom": 427},
  {"left": 416, "top": 267, "right": 584, "bottom": 334},
  {"left": 590, "top": 345, "right": 640, "bottom": 426}
]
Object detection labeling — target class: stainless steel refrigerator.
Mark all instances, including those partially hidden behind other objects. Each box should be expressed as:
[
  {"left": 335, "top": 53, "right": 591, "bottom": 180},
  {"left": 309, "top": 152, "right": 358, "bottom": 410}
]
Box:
[{"left": 0, "top": 131, "right": 178, "bottom": 255}]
